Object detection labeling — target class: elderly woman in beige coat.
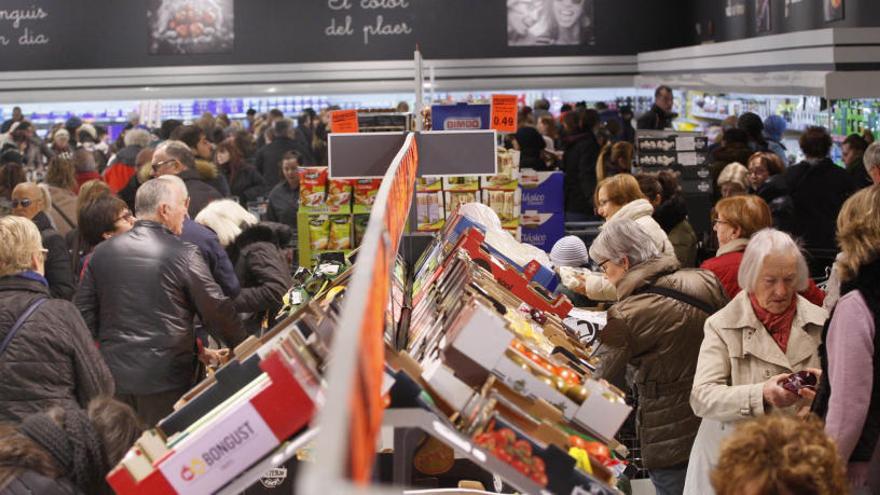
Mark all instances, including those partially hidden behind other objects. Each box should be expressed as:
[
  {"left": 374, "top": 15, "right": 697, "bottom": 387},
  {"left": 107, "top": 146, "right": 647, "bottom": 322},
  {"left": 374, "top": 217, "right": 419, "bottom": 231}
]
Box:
[{"left": 684, "top": 228, "right": 827, "bottom": 494}]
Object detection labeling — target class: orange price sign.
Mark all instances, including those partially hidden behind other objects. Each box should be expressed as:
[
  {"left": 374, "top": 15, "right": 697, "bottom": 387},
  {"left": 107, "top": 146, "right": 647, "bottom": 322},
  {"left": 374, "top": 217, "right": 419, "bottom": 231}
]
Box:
[
  {"left": 330, "top": 109, "right": 359, "bottom": 133},
  {"left": 491, "top": 94, "right": 518, "bottom": 133}
]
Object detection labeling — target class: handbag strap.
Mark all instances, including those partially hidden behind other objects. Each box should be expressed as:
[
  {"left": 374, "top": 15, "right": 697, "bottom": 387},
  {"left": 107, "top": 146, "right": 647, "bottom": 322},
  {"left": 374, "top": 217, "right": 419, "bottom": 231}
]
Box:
[
  {"left": 52, "top": 202, "right": 75, "bottom": 229},
  {"left": 633, "top": 285, "right": 715, "bottom": 315},
  {"left": 0, "top": 298, "right": 48, "bottom": 358}
]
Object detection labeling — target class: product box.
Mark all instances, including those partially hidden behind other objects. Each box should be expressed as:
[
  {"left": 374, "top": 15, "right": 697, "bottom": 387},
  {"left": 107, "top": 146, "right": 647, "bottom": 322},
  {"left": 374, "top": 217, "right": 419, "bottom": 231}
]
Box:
[
  {"left": 443, "top": 176, "right": 481, "bottom": 192},
  {"left": 519, "top": 170, "right": 564, "bottom": 213},
  {"left": 481, "top": 189, "right": 521, "bottom": 229},
  {"left": 416, "top": 177, "right": 443, "bottom": 192},
  {"left": 416, "top": 191, "right": 446, "bottom": 232},
  {"left": 520, "top": 211, "right": 566, "bottom": 252},
  {"left": 445, "top": 190, "right": 480, "bottom": 218}
]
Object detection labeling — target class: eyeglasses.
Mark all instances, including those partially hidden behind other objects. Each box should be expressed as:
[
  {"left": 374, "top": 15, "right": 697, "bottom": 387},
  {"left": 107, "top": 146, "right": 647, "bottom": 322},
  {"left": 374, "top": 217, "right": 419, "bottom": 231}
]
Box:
[
  {"left": 151, "top": 158, "right": 178, "bottom": 173},
  {"left": 11, "top": 198, "right": 33, "bottom": 208},
  {"left": 116, "top": 210, "right": 134, "bottom": 223},
  {"left": 712, "top": 219, "right": 731, "bottom": 227},
  {"left": 597, "top": 260, "right": 609, "bottom": 273}
]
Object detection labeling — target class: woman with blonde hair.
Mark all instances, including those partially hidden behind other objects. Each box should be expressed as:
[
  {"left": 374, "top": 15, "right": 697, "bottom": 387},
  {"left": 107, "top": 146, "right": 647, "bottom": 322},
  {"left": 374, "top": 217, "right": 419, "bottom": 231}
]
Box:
[
  {"left": 596, "top": 141, "right": 633, "bottom": 182},
  {"left": 196, "top": 200, "right": 292, "bottom": 335},
  {"left": 813, "top": 185, "right": 880, "bottom": 492},
  {"left": 44, "top": 156, "right": 78, "bottom": 237},
  {"left": 716, "top": 162, "right": 749, "bottom": 198}
]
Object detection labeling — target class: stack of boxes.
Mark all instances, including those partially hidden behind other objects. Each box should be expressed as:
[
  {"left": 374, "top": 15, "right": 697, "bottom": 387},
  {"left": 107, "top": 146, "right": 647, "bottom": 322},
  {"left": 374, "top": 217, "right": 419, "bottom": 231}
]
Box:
[
  {"left": 519, "top": 169, "right": 566, "bottom": 252},
  {"left": 415, "top": 149, "right": 522, "bottom": 240}
]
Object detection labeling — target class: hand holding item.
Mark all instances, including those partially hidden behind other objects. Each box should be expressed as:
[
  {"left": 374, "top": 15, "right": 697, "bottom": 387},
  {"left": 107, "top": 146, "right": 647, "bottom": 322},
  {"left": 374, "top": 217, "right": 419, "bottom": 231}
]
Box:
[
  {"left": 763, "top": 372, "right": 800, "bottom": 409},
  {"left": 199, "top": 347, "right": 230, "bottom": 369}
]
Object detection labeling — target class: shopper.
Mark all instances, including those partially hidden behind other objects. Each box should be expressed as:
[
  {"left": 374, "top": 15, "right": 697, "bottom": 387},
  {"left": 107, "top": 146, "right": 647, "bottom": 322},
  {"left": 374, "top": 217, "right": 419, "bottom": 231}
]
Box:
[
  {"left": 149, "top": 140, "right": 222, "bottom": 218},
  {"left": 710, "top": 414, "right": 848, "bottom": 495},
  {"left": 71, "top": 149, "right": 101, "bottom": 193},
  {"left": 102, "top": 128, "right": 152, "bottom": 194},
  {"left": 11, "top": 183, "right": 76, "bottom": 300},
  {"left": 266, "top": 151, "right": 301, "bottom": 230},
  {"left": 0, "top": 398, "right": 143, "bottom": 495},
  {"left": 736, "top": 112, "right": 770, "bottom": 154},
  {"left": 746, "top": 151, "right": 793, "bottom": 230},
  {"left": 537, "top": 114, "right": 559, "bottom": 151},
  {"left": 842, "top": 133, "right": 873, "bottom": 189},
  {"left": 686, "top": 229, "right": 826, "bottom": 494},
  {"left": 0, "top": 216, "right": 114, "bottom": 423},
  {"left": 44, "top": 156, "right": 79, "bottom": 237},
  {"left": 118, "top": 147, "right": 154, "bottom": 212},
  {"left": 255, "top": 118, "right": 315, "bottom": 187},
  {"left": 549, "top": 235, "right": 592, "bottom": 307},
  {"left": 48, "top": 129, "right": 73, "bottom": 159},
  {"left": 216, "top": 137, "right": 266, "bottom": 206},
  {"left": 561, "top": 109, "right": 601, "bottom": 221},
  {"left": 196, "top": 200, "right": 292, "bottom": 335},
  {"left": 170, "top": 125, "right": 230, "bottom": 197},
  {"left": 589, "top": 218, "right": 727, "bottom": 495},
  {"left": 762, "top": 114, "right": 789, "bottom": 165},
  {"left": 707, "top": 128, "right": 753, "bottom": 195},
  {"left": 637, "top": 85, "right": 676, "bottom": 130},
  {"left": 715, "top": 162, "right": 749, "bottom": 198},
  {"left": 785, "top": 126, "right": 855, "bottom": 275},
  {"left": 638, "top": 171, "right": 697, "bottom": 267},
  {"left": 812, "top": 186, "right": 880, "bottom": 493},
  {"left": 0, "top": 156, "right": 26, "bottom": 216},
  {"left": 596, "top": 141, "right": 633, "bottom": 182},
  {"left": 699, "top": 195, "right": 824, "bottom": 305},
  {"left": 7, "top": 122, "right": 52, "bottom": 168},
  {"left": 1, "top": 106, "right": 23, "bottom": 134},
  {"left": 511, "top": 126, "right": 548, "bottom": 171},
  {"left": 866, "top": 141, "right": 880, "bottom": 186},
  {"left": 77, "top": 195, "right": 135, "bottom": 272},
  {"left": 74, "top": 176, "right": 246, "bottom": 426}
]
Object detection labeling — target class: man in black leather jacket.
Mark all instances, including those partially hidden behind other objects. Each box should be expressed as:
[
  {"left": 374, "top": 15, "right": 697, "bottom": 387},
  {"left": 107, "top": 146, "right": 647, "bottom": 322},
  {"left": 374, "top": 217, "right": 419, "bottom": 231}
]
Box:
[{"left": 75, "top": 175, "right": 246, "bottom": 426}]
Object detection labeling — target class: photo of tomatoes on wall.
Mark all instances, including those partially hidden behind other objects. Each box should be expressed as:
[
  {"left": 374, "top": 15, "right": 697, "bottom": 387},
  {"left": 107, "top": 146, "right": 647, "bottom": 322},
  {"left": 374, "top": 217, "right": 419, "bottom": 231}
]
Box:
[{"left": 148, "top": 0, "right": 234, "bottom": 55}]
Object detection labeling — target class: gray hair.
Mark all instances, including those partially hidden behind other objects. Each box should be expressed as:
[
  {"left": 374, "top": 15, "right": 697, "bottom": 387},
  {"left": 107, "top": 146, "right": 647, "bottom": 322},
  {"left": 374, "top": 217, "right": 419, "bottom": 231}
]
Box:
[
  {"left": 738, "top": 228, "right": 809, "bottom": 293},
  {"left": 155, "top": 140, "right": 195, "bottom": 170},
  {"left": 124, "top": 128, "right": 152, "bottom": 148},
  {"left": 588, "top": 218, "right": 660, "bottom": 267},
  {"left": 194, "top": 199, "right": 258, "bottom": 247},
  {"left": 135, "top": 175, "right": 186, "bottom": 217},
  {"left": 865, "top": 141, "right": 880, "bottom": 173}
]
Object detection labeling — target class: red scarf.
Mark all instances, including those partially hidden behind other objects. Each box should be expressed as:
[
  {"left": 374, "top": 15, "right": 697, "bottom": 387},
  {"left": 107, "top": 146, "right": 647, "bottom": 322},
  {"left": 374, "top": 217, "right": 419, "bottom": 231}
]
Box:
[{"left": 749, "top": 293, "right": 797, "bottom": 353}]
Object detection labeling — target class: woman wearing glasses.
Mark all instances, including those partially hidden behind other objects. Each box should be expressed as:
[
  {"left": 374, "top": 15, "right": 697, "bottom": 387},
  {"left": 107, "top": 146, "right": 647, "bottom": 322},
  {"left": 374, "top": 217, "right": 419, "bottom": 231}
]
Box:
[
  {"left": 589, "top": 218, "right": 727, "bottom": 495},
  {"left": 700, "top": 195, "right": 824, "bottom": 305}
]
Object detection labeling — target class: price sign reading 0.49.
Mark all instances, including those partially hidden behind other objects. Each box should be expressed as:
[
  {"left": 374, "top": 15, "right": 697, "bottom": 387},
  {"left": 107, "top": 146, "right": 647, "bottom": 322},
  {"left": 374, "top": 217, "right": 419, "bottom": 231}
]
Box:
[{"left": 491, "top": 94, "right": 518, "bottom": 133}]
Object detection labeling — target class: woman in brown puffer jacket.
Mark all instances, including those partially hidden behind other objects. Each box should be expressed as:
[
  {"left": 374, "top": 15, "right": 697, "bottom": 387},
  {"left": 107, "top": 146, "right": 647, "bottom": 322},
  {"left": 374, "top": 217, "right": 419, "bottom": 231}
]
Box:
[{"left": 588, "top": 218, "right": 727, "bottom": 495}]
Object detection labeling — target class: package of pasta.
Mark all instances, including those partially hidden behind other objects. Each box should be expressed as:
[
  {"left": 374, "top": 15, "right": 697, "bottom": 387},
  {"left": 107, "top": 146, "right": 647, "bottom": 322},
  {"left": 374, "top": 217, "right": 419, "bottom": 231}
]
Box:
[
  {"left": 299, "top": 167, "right": 329, "bottom": 208},
  {"left": 353, "top": 214, "right": 370, "bottom": 246},
  {"left": 308, "top": 215, "right": 330, "bottom": 251},
  {"left": 327, "top": 179, "right": 353, "bottom": 207},
  {"left": 328, "top": 215, "right": 352, "bottom": 250},
  {"left": 354, "top": 178, "right": 382, "bottom": 207}
]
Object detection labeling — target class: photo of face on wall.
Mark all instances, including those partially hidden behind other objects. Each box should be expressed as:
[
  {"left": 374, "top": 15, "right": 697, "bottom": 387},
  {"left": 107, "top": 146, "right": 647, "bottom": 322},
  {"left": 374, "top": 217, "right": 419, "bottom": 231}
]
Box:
[
  {"left": 754, "top": 0, "right": 771, "bottom": 33},
  {"left": 823, "top": 0, "right": 844, "bottom": 22},
  {"left": 507, "top": 0, "right": 595, "bottom": 47},
  {"left": 148, "top": 0, "right": 234, "bottom": 55}
]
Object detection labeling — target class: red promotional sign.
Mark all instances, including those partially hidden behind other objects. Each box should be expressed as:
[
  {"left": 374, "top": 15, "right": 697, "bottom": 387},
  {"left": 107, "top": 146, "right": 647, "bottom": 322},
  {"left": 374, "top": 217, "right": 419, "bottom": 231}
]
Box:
[
  {"left": 491, "top": 94, "right": 518, "bottom": 133},
  {"left": 330, "top": 109, "right": 359, "bottom": 133}
]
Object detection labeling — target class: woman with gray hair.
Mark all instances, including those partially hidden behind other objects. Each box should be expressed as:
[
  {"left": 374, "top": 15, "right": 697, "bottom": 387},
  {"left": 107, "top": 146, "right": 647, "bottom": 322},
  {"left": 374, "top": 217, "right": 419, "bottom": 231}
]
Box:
[
  {"left": 588, "top": 218, "right": 727, "bottom": 495},
  {"left": 196, "top": 200, "right": 292, "bottom": 335},
  {"left": 684, "top": 228, "right": 828, "bottom": 494}
]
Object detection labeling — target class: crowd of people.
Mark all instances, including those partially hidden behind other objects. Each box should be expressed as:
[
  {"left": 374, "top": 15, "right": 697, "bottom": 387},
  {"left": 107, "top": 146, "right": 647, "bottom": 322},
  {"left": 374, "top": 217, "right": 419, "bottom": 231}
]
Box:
[{"left": 0, "top": 91, "right": 879, "bottom": 494}]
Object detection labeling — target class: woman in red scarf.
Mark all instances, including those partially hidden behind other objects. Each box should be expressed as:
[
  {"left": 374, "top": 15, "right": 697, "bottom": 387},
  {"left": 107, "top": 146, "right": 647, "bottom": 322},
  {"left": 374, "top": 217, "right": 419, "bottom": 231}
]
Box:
[{"left": 684, "top": 228, "right": 828, "bottom": 494}]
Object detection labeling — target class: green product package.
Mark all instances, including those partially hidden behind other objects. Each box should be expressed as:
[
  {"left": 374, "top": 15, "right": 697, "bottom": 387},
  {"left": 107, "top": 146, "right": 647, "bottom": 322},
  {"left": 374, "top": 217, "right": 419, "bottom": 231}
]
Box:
[
  {"left": 308, "top": 215, "right": 330, "bottom": 251},
  {"left": 353, "top": 214, "right": 370, "bottom": 246},
  {"left": 328, "top": 215, "right": 352, "bottom": 250}
]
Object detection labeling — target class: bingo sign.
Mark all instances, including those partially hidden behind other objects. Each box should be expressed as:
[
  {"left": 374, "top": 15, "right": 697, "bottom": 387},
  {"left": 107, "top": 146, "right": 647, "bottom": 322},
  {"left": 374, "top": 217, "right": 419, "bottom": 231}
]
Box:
[
  {"left": 431, "top": 103, "right": 490, "bottom": 131},
  {"left": 159, "top": 403, "right": 278, "bottom": 494}
]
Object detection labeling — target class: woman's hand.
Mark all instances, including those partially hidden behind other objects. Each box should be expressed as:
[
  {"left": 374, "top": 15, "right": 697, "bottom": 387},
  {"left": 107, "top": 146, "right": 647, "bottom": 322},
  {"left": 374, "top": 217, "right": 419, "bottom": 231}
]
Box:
[{"left": 763, "top": 373, "right": 800, "bottom": 409}]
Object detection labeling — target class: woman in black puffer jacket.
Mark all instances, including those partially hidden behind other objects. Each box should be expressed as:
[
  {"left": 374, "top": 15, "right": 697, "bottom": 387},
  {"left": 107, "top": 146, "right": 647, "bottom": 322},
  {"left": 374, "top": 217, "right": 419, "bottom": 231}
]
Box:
[{"left": 195, "top": 200, "right": 292, "bottom": 335}]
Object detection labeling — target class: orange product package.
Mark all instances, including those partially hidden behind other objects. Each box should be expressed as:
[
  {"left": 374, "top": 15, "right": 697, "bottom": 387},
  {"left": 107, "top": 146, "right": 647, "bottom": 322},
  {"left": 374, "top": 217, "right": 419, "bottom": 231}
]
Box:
[{"left": 298, "top": 167, "right": 329, "bottom": 207}]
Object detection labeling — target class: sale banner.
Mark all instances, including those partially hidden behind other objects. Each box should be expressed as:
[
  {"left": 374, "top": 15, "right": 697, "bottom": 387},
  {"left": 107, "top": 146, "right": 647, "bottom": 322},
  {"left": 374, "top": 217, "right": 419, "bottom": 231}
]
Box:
[
  {"left": 330, "top": 109, "right": 359, "bottom": 133},
  {"left": 490, "top": 94, "right": 518, "bottom": 133}
]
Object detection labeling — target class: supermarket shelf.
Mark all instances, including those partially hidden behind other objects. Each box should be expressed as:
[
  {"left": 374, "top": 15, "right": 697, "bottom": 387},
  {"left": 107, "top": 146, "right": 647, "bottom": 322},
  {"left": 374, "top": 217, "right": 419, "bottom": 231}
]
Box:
[
  {"left": 215, "top": 427, "right": 319, "bottom": 495},
  {"left": 383, "top": 408, "right": 619, "bottom": 495}
]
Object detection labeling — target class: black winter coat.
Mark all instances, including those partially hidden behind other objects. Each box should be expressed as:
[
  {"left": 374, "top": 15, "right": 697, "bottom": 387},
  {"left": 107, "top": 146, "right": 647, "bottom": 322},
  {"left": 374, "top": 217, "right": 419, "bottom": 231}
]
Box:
[
  {"left": 225, "top": 163, "right": 268, "bottom": 205},
  {"left": 181, "top": 218, "right": 240, "bottom": 298},
  {"left": 0, "top": 471, "right": 80, "bottom": 495},
  {"left": 751, "top": 174, "right": 795, "bottom": 232},
  {"left": 254, "top": 137, "right": 315, "bottom": 187},
  {"left": 229, "top": 223, "right": 292, "bottom": 335},
  {"left": 74, "top": 221, "right": 246, "bottom": 395},
  {"left": 0, "top": 276, "right": 113, "bottom": 423},
  {"left": 561, "top": 132, "right": 600, "bottom": 215},
  {"left": 178, "top": 168, "right": 223, "bottom": 218},
  {"left": 32, "top": 212, "right": 75, "bottom": 300},
  {"left": 636, "top": 105, "right": 674, "bottom": 130},
  {"left": 784, "top": 157, "right": 855, "bottom": 251}
]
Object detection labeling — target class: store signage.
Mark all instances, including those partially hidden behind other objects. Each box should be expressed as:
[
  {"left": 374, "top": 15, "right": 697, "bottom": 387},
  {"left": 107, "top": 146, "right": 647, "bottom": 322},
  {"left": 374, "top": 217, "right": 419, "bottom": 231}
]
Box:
[
  {"left": 330, "top": 109, "right": 359, "bottom": 133},
  {"left": 159, "top": 402, "right": 278, "bottom": 494},
  {"left": 490, "top": 94, "right": 518, "bottom": 133}
]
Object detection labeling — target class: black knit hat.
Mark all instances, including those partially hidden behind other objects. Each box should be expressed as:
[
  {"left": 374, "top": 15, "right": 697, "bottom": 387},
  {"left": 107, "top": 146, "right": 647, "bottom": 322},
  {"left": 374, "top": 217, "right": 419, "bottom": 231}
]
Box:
[
  {"left": 1, "top": 148, "right": 24, "bottom": 165},
  {"left": 18, "top": 408, "right": 108, "bottom": 494}
]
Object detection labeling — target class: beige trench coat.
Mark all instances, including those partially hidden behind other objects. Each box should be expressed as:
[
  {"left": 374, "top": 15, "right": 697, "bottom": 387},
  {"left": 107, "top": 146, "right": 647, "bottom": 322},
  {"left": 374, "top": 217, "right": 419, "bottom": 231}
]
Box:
[{"left": 683, "top": 290, "right": 828, "bottom": 494}]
